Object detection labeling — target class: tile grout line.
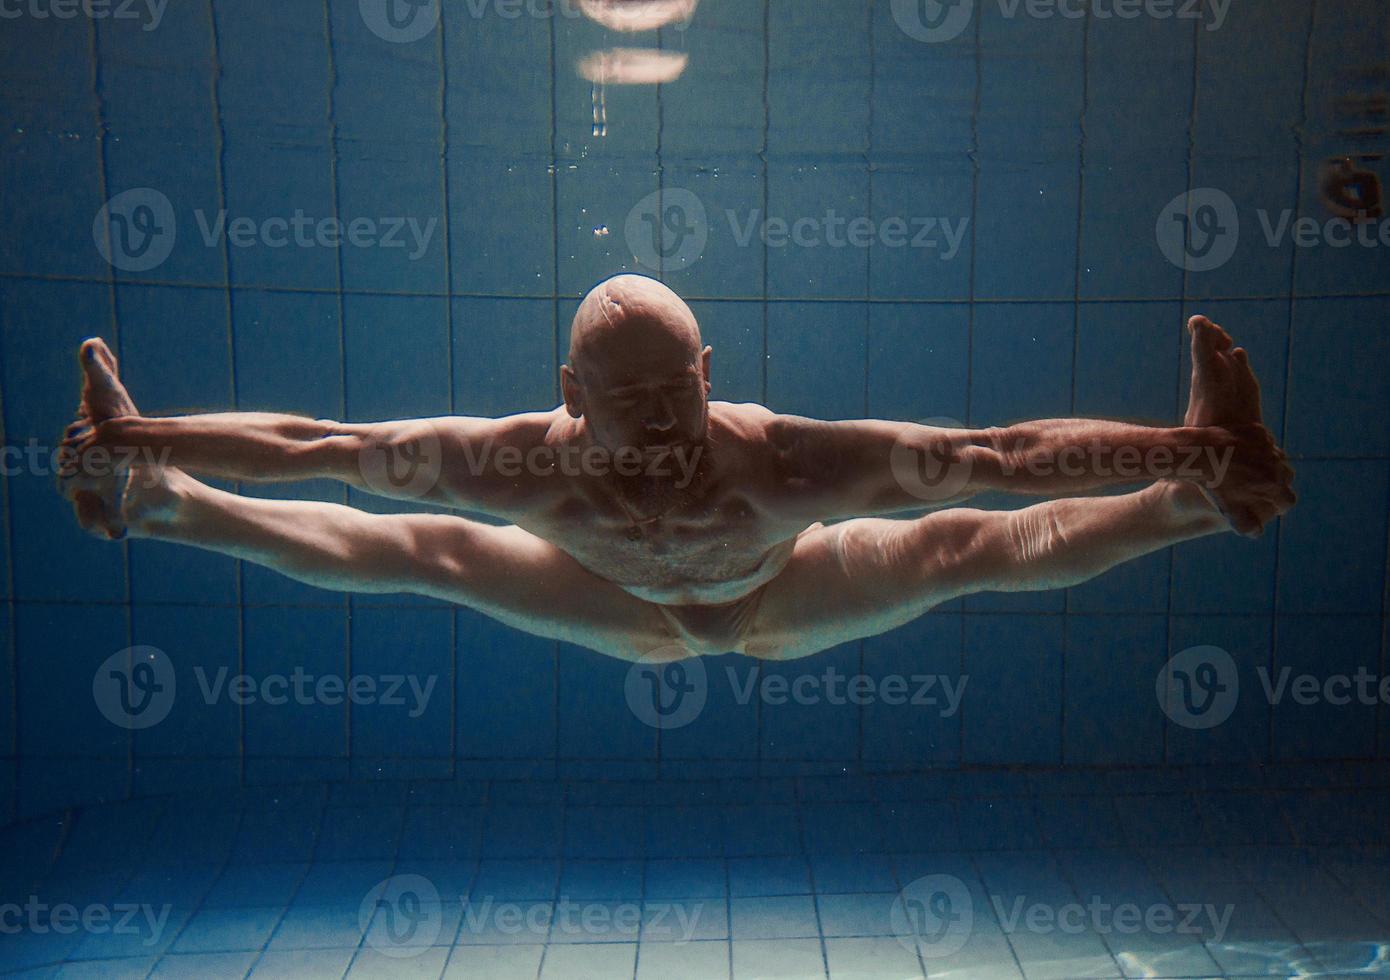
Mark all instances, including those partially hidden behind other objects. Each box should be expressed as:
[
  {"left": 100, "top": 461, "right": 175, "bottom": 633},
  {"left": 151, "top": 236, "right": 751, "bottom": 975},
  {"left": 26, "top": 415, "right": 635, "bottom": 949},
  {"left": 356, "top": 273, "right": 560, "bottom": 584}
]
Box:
[
  {"left": 85, "top": 0, "right": 137, "bottom": 811},
  {"left": 547, "top": 0, "right": 563, "bottom": 782},
  {"left": 1062, "top": 0, "right": 1093, "bottom": 769},
  {"left": 5, "top": 269, "right": 1390, "bottom": 306},
  {"left": 317, "top": 0, "right": 356, "bottom": 781},
  {"left": 203, "top": 0, "right": 246, "bottom": 796},
  {"left": 959, "top": 0, "right": 983, "bottom": 769},
  {"left": 437, "top": 0, "right": 460, "bottom": 784},
  {"left": 1167, "top": 0, "right": 1203, "bottom": 769},
  {"left": 1266, "top": 0, "right": 1320, "bottom": 767},
  {"left": 858, "top": 0, "right": 876, "bottom": 785}
]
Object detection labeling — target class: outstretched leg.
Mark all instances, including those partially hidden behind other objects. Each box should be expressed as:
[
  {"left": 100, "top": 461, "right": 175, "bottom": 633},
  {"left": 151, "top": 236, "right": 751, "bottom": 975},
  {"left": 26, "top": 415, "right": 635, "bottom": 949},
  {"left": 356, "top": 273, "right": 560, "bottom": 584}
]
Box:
[
  {"left": 748, "top": 481, "right": 1228, "bottom": 661},
  {"left": 118, "top": 468, "right": 676, "bottom": 660},
  {"left": 748, "top": 316, "right": 1293, "bottom": 661},
  {"left": 59, "top": 341, "right": 676, "bottom": 662}
]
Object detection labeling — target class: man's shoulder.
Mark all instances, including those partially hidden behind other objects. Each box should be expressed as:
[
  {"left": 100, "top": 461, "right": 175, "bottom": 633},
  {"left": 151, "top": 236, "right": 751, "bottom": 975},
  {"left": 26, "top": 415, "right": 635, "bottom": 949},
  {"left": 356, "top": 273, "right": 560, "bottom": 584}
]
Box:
[
  {"left": 710, "top": 400, "right": 774, "bottom": 427},
  {"left": 487, "top": 406, "right": 574, "bottom": 448}
]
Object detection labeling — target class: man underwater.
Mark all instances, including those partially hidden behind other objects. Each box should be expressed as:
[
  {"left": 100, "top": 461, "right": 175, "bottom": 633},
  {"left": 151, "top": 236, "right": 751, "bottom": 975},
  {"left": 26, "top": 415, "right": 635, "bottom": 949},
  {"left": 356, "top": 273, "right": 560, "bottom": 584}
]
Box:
[{"left": 59, "top": 274, "right": 1294, "bottom": 664}]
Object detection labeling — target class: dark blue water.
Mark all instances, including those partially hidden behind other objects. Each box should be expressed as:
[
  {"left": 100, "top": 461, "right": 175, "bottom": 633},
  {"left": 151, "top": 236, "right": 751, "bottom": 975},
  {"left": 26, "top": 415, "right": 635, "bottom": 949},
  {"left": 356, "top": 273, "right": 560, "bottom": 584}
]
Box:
[{"left": 1, "top": 0, "right": 1388, "bottom": 976}]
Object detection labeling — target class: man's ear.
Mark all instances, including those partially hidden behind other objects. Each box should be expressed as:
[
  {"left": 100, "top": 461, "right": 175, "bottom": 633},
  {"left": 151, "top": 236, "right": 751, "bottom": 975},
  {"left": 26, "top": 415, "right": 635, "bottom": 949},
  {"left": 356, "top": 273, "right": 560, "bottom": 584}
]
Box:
[
  {"left": 560, "top": 364, "right": 584, "bottom": 418},
  {"left": 700, "top": 346, "right": 713, "bottom": 391}
]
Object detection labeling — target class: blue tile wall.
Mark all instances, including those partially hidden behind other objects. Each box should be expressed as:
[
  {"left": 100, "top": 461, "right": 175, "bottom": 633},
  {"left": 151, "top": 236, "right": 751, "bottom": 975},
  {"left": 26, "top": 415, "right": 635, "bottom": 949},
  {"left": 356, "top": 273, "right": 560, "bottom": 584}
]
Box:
[
  {"left": 1166, "top": 615, "right": 1274, "bottom": 766},
  {"left": 116, "top": 284, "right": 238, "bottom": 606},
  {"left": 1, "top": 0, "right": 1385, "bottom": 823},
  {"left": 1, "top": 280, "right": 127, "bottom": 604},
  {"left": 1276, "top": 460, "right": 1389, "bottom": 616},
  {"left": 455, "top": 611, "right": 555, "bottom": 767},
  {"left": 962, "top": 614, "right": 1063, "bottom": 765},
  {"left": 129, "top": 603, "right": 240, "bottom": 796},
  {"left": 232, "top": 287, "right": 347, "bottom": 606},
  {"left": 348, "top": 606, "right": 453, "bottom": 780},
  {"left": 1064, "top": 614, "right": 1167, "bottom": 765},
  {"left": 1272, "top": 615, "right": 1381, "bottom": 760}
]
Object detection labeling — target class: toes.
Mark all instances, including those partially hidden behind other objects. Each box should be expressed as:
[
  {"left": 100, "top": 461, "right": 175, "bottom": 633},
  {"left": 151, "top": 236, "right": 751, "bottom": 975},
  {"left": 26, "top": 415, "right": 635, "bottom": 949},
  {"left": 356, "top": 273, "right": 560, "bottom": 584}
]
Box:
[
  {"left": 1205, "top": 319, "right": 1233, "bottom": 350},
  {"left": 80, "top": 338, "right": 113, "bottom": 369},
  {"left": 1191, "top": 319, "right": 1221, "bottom": 372},
  {"left": 78, "top": 338, "right": 139, "bottom": 419}
]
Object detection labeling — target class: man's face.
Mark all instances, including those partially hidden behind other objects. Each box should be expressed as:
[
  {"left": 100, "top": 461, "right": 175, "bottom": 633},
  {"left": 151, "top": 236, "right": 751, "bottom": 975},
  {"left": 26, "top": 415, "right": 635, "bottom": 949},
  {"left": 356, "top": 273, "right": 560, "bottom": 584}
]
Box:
[{"left": 573, "top": 325, "right": 711, "bottom": 458}]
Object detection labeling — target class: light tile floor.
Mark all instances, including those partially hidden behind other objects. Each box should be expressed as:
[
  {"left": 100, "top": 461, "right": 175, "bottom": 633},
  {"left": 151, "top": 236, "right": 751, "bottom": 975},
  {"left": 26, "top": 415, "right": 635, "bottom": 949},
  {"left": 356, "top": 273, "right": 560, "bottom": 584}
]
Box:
[{"left": 1, "top": 762, "right": 1388, "bottom": 978}]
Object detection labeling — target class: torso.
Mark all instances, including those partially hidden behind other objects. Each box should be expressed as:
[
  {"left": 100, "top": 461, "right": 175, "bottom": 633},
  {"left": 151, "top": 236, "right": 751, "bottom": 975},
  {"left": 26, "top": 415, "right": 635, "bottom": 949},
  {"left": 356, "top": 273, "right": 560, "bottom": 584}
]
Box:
[{"left": 519, "top": 403, "right": 807, "bottom": 606}]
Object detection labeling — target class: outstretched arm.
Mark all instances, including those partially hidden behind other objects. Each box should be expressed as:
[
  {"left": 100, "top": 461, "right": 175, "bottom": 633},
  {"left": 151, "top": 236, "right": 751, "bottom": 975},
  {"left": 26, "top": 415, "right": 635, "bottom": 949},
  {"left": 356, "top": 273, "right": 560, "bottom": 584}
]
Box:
[
  {"left": 766, "top": 316, "right": 1291, "bottom": 537},
  {"left": 767, "top": 412, "right": 1267, "bottom": 515},
  {"left": 66, "top": 410, "right": 558, "bottom": 517}
]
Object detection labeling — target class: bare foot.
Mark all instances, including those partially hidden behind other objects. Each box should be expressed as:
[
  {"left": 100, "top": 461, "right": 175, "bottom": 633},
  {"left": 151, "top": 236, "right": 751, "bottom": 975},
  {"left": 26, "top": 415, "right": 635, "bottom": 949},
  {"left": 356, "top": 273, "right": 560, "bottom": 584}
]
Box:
[
  {"left": 56, "top": 335, "right": 176, "bottom": 533},
  {"left": 1183, "top": 316, "right": 1295, "bottom": 536},
  {"left": 1185, "top": 315, "right": 1262, "bottom": 428}
]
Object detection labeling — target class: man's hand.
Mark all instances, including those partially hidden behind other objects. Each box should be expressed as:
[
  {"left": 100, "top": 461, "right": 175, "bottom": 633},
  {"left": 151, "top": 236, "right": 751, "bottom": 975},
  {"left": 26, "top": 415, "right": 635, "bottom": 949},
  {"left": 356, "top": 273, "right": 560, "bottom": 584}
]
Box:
[{"left": 1183, "top": 315, "right": 1295, "bottom": 537}]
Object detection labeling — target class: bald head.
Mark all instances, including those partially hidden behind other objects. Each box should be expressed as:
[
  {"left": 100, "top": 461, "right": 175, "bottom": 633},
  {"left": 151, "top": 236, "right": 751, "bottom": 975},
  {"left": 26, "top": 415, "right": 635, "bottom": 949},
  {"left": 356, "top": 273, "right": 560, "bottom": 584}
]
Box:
[
  {"left": 562, "top": 274, "right": 711, "bottom": 451},
  {"left": 569, "top": 274, "right": 702, "bottom": 378}
]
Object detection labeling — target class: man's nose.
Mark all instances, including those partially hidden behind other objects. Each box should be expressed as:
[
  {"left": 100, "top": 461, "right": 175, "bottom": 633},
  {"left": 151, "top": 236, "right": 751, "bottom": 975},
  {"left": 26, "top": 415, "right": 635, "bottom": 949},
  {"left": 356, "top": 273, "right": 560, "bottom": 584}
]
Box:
[{"left": 643, "top": 394, "right": 676, "bottom": 432}]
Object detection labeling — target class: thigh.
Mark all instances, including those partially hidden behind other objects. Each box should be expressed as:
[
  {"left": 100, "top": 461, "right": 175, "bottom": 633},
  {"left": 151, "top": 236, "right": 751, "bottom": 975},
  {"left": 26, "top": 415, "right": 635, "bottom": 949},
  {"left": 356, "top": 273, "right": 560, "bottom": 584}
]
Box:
[
  {"left": 398, "top": 514, "right": 678, "bottom": 662},
  {"left": 748, "top": 516, "right": 961, "bottom": 661}
]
